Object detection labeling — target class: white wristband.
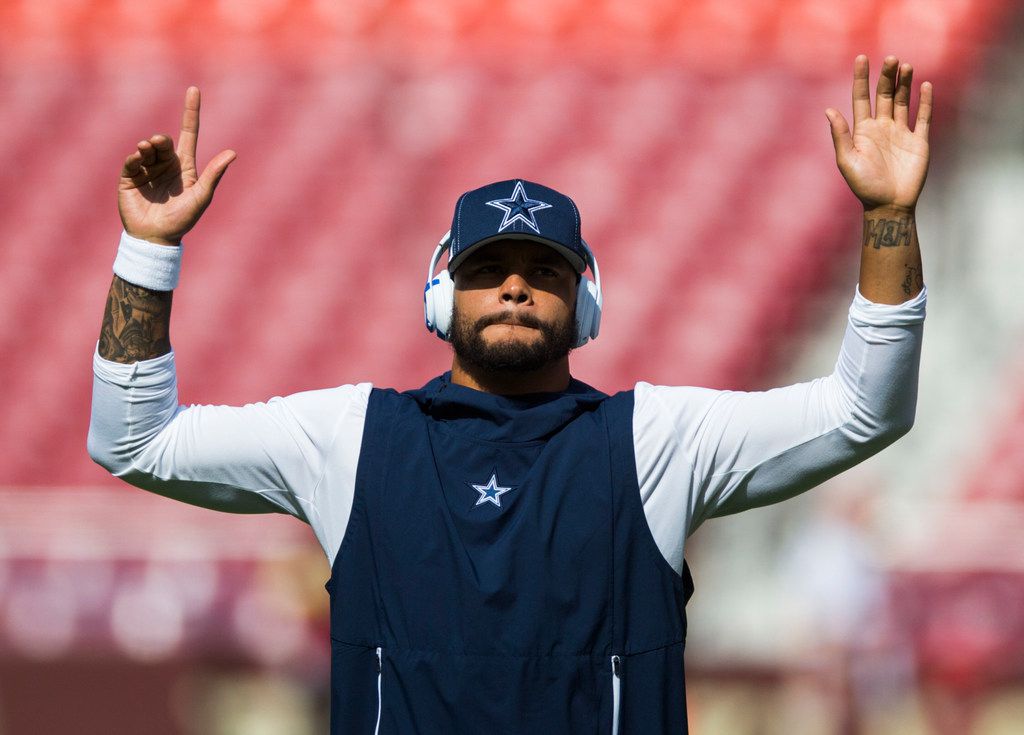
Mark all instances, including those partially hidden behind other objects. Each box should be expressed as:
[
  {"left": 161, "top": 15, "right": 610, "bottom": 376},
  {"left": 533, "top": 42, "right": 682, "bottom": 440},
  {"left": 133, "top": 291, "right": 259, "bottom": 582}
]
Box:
[{"left": 112, "top": 230, "right": 183, "bottom": 291}]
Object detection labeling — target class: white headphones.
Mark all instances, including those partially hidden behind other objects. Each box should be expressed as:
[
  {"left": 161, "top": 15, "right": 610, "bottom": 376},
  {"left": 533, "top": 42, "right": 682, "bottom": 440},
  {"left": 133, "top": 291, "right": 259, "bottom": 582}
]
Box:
[{"left": 423, "top": 230, "right": 603, "bottom": 348}]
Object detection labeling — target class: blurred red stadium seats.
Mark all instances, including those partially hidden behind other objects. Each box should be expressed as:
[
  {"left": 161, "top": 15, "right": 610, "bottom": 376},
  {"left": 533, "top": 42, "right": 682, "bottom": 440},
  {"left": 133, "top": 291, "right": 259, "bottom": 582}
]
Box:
[{"left": 1, "top": 0, "right": 1019, "bottom": 682}]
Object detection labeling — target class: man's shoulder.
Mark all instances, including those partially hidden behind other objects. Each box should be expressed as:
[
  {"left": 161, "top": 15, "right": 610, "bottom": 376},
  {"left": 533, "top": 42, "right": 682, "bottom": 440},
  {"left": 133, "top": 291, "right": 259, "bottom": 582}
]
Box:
[
  {"left": 633, "top": 381, "right": 722, "bottom": 405},
  {"left": 270, "top": 382, "right": 374, "bottom": 424},
  {"left": 631, "top": 381, "right": 725, "bottom": 433},
  {"left": 288, "top": 381, "right": 374, "bottom": 402}
]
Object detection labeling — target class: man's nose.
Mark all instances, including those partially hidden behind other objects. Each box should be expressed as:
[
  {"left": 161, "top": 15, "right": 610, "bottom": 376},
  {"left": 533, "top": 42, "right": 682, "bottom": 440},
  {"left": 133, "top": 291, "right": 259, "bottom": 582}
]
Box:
[{"left": 500, "top": 273, "right": 532, "bottom": 304}]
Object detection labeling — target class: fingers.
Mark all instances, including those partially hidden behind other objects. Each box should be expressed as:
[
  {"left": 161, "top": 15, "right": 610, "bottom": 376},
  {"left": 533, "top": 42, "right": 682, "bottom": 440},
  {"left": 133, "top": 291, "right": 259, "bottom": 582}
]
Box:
[
  {"left": 121, "top": 139, "right": 156, "bottom": 178},
  {"left": 177, "top": 86, "right": 201, "bottom": 165},
  {"left": 123, "top": 86, "right": 201, "bottom": 181},
  {"left": 915, "top": 81, "right": 933, "bottom": 140},
  {"left": 121, "top": 149, "right": 144, "bottom": 178},
  {"left": 893, "top": 62, "right": 913, "bottom": 126},
  {"left": 151, "top": 134, "right": 175, "bottom": 163},
  {"left": 851, "top": 55, "right": 930, "bottom": 133},
  {"left": 137, "top": 139, "right": 156, "bottom": 167},
  {"left": 121, "top": 135, "right": 173, "bottom": 178},
  {"left": 195, "top": 149, "right": 237, "bottom": 199},
  {"left": 826, "top": 108, "right": 854, "bottom": 160},
  {"left": 875, "top": 55, "right": 899, "bottom": 120},
  {"left": 852, "top": 55, "right": 871, "bottom": 124}
]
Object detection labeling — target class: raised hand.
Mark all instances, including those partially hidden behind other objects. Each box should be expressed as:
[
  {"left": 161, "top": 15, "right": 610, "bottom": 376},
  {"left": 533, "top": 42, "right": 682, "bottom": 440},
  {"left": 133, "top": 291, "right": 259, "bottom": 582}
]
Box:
[
  {"left": 827, "top": 55, "right": 932, "bottom": 213},
  {"left": 118, "top": 87, "right": 236, "bottom": 246}
]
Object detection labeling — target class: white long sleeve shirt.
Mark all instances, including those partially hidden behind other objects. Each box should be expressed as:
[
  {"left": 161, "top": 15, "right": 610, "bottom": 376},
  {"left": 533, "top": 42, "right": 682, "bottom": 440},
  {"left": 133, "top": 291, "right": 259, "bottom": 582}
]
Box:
[{"left": 88, "top": 286, "right": 926, "bottom": 576}]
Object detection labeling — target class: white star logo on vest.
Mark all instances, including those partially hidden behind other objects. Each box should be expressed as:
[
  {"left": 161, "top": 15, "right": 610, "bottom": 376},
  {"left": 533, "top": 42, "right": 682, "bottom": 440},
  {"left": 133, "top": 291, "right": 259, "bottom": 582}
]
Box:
[
  {"left": 470, "top": 472, "right": 514, "bottom": 507},
  {"left": 485, "top": 180, "right": 552, "bottom": 234}
]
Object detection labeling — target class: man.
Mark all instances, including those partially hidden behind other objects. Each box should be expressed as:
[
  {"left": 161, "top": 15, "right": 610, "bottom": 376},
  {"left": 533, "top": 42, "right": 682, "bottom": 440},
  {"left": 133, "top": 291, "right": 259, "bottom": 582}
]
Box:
[{"left": 89, "top": 55, "right": 930, "bottom": 733}]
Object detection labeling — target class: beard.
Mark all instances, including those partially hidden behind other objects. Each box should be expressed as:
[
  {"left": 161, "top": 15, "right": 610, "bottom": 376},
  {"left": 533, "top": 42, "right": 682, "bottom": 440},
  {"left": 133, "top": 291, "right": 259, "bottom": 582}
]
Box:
[{"left": 450, "top": 304, "right": 577, "bottom": 374}]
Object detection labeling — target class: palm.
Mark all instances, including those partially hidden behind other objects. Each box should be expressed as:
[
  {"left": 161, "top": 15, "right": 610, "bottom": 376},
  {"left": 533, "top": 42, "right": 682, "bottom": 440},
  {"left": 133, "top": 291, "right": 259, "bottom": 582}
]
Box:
[
  {"left": 118, "top": 87, "right": 235, "bottom": 245},
  {"left": 828, "top": 56, "right": 933, "bottom": 212},
  {"left": 119, "top": 147, "right": 202, "bottom": 240}
]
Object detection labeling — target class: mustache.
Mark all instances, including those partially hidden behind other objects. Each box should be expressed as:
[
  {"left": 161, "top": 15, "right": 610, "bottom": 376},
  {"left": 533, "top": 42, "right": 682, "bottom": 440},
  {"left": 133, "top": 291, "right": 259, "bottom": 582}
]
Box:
[{"left": 473, "top": 312, "right": 547, "bottom": 331}]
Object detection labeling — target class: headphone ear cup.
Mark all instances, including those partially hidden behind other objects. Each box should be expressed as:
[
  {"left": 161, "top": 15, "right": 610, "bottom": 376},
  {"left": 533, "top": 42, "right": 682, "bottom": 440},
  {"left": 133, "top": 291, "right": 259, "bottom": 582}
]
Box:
[
  {"left": 574, "top": 275, "right": 601, "bottom": 348},
  {"left": 424, "top": 270, "right": 455, "bottom": 341}
]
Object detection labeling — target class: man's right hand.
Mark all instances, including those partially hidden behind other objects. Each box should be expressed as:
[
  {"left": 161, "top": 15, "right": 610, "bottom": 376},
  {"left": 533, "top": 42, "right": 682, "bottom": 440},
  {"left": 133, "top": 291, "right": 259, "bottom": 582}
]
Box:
[{"left": 118, "top": 86, "right": 236, "bottom": 246}]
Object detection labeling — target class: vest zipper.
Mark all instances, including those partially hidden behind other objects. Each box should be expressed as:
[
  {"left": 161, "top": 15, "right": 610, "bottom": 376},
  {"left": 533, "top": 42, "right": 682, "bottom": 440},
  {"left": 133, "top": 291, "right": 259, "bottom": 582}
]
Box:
[
  {"left": 374, "top": 646, "right": 383, "bottom": 735},
  {"left": 611, "top": 654, "right": 622, "bottom": 735}
]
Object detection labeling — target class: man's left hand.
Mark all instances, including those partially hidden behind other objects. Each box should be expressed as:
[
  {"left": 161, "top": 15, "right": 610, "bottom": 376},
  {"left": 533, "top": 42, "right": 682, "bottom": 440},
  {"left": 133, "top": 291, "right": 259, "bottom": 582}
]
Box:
[{"left": 827, "top": 55, "right": 933, "bottom": 213}]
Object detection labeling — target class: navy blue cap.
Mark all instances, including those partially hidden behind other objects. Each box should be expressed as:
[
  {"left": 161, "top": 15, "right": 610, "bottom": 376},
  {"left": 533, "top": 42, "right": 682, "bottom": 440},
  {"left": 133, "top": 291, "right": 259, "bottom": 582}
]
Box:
[{"left": 447, "top": 179, "right": 587, "bottom": 274}]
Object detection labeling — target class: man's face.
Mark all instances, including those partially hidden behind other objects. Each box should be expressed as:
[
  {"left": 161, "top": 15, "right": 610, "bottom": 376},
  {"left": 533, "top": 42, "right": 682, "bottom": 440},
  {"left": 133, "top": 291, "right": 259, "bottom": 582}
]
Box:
[{"left": 450, "top": 240, "right": 578, "bottom": 373}]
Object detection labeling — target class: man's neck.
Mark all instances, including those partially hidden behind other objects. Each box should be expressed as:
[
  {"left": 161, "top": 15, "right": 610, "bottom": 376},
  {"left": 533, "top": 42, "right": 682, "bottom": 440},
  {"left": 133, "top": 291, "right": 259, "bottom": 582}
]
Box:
[{"left": 450, "top": 358, "right": 571, "bottom": 395}]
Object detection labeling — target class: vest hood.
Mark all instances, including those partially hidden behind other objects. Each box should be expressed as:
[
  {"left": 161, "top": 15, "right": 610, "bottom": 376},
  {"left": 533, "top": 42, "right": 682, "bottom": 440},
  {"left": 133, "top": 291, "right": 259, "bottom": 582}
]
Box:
[{"left": 405, "top": 372, "right": 608, "bottom": 442}]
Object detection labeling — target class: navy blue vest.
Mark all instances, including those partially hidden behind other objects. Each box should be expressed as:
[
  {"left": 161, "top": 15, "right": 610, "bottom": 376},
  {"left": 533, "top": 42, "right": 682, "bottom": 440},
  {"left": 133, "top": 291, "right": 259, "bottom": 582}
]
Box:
[{"left": 326, "top": 374, "right": 694, "bottom": 734}]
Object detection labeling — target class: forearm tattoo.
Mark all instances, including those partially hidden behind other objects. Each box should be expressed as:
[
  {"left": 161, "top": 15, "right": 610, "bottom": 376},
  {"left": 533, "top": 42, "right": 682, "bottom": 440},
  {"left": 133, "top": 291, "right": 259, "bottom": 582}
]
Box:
[
  {"left": 98, "top": 276, "right": 172, "bottom": 362},
  {"left": 902, "top": 264, "right": 925, "bottom": 296},
  {"left": 863, "top": 216, "right": 913, "bottom": 249}
]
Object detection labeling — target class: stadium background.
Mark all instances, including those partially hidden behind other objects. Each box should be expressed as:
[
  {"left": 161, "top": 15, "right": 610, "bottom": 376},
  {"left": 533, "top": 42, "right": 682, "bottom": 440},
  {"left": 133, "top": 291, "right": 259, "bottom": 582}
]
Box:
[{"left": 1, "top": 0, "right": 1022, "bottom": 732}]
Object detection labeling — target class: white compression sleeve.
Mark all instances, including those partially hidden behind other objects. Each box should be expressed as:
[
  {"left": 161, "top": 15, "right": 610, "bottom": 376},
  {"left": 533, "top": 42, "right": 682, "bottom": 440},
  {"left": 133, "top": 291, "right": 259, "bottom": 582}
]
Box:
[{"left": 632, "top": 285, "right": 927, "bottom": 575}]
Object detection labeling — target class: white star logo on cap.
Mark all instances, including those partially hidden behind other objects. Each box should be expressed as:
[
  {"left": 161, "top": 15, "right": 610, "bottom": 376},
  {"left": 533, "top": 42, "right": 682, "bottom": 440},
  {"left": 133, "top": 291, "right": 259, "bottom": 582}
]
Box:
[{"left": 485, "top": 181, "right": 552, "bottom": 234}]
